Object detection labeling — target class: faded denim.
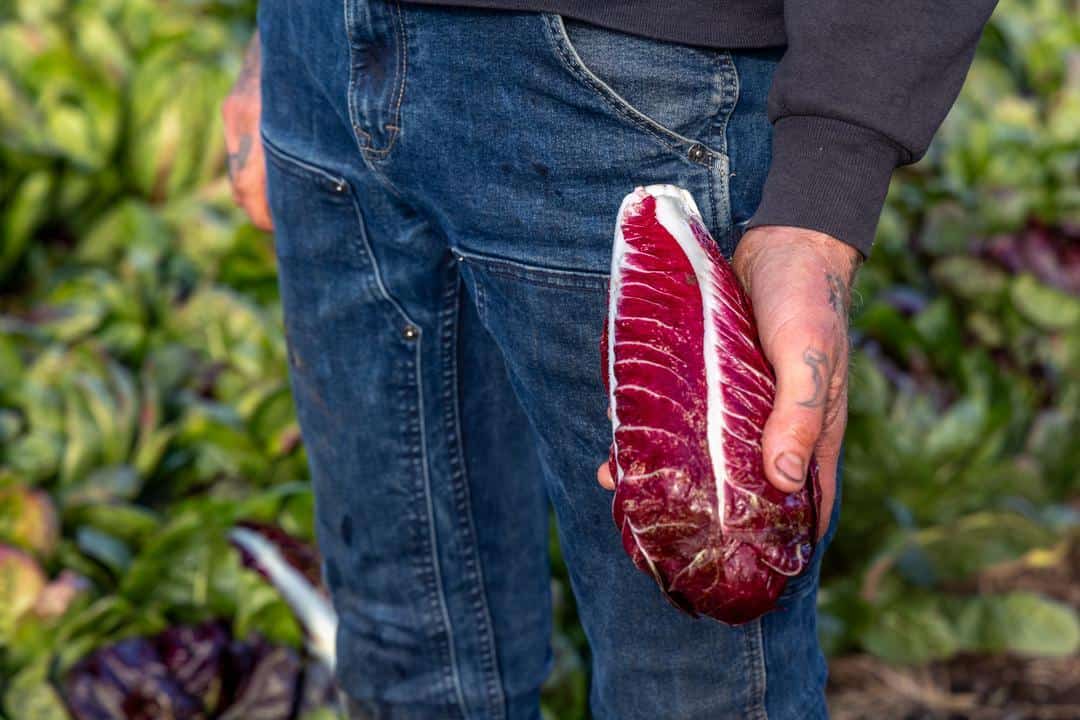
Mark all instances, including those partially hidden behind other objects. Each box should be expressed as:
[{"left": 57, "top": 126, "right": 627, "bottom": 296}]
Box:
[{"left": 259, "top": 1, "right": 841, "bottom": 718}]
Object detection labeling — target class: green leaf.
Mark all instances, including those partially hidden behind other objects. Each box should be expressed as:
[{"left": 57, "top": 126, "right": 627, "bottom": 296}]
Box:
[
  {"left": 931, "top": 256, "right": 1008, "bottom": 306},
  {"left": 954, "top": 592, "right": 1080, "bottom": 657},
  {"left": 860, "top": 598, "right": 958, "bottom": 664},
  {"left": 1010, "top": 273, "right": 1080, "bottom": 331},
  {"left": 60, "top": 465, "right": 141, "bottom": 507},
  {"left": 0, "top": 171, "right": 52, "bottom": 280},
  {"left": 2, "top": 661, "right": 70, "bottom": 720},
  {"left": 65, "top": 503, "right": 159, "bottom": 546},
  {"left": 924, "top": 396, "right": 987, "bottom": 462},
  {"left": 997, "top": 593, "right": 1080, "bottom": 656},
  {"left": 881, "top": 512, "right": 1057, "bottom": 586},
  {"left": 74, "top": 527, "right": 131, "bottom": 576}
]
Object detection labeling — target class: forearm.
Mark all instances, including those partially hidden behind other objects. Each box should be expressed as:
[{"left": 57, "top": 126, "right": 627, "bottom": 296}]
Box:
[
  {"left": 222, "top": 29, "right": 273, "bottom": 231},
  {"left": 747, "top": 0, "right": 1000, "bottom": 255}
]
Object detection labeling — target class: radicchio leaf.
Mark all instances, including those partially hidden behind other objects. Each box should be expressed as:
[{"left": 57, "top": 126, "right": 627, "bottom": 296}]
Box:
[
  {"left": 157, "top": 622, "right": 230, "bottom": 711},
  {"left": 62, "top": 622, "right": 334, "bottom": 720},
  {"left": 63, "top": 636, "right": 206, "bottom": 720},
  {"left": 604, "top": 185, "right": 820, "bottom": 624},
  {"left": 228, "top": 524, "right": 337, "bottom": 670}
]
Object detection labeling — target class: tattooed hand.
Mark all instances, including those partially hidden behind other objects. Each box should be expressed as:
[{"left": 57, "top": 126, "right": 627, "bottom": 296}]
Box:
[
  {"left": 222, "top": 32, "right": 273, "bottom": 231},
  {"left": 730, "top": 225, "right": 862, "bottom": 540}
]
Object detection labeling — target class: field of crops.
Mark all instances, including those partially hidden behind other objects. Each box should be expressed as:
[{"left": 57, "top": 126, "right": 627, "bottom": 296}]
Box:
[{"left": 1, "top": 0, "right": 1077, "bottom": 718}]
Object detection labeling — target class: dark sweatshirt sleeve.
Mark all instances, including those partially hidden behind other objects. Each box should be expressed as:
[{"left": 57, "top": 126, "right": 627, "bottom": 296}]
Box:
[{"left": 745, "top": 0, "right": 1000, "bottom": 255}]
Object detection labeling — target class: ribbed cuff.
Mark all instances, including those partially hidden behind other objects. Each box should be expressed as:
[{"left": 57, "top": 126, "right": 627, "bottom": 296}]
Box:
[{"left": 746, "top": 116, "right": 903, "bottom": 257}]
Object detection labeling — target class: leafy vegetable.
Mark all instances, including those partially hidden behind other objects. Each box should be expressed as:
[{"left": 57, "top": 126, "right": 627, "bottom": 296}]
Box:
[{"left": 604, "top": 186, "right": 817, "bottom": 623}]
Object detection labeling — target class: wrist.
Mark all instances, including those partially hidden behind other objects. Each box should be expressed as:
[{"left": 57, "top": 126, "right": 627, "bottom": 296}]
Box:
[{"left": 734, "top": 225, "right": 862, "bottom": 293}]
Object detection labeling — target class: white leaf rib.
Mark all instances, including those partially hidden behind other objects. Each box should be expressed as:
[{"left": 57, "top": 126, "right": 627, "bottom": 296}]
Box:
[
  {"left": 614, "top": 358, "right": 696, "bottom": 394},
  {"left": 617, "top": 383, "right": 691, "bottom": 412},
  {"left": 614, "top": 340, "right": 683, "bottom": 364},
  {"left": 617, "top": 315, "right": 679, "bottom": 332},
  {"left": 616, "top": 425, "right": 693, "bottom": 448}
]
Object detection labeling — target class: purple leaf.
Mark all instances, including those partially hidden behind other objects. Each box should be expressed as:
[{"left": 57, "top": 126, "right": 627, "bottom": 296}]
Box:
[
  {"left": 228, "top": 525, "right": 337, "bottom": 669},
  {"left": 64, "top": 637, "right": 206, "bottom": 720},
  {"left": 603, "top": 186, "right": 818, "bottom": 625},
  {"left": 218, "top": 637, "right": 300, "bottom": 720},
  {"left": 157, "top": 622, "right": 230, "bottom": 711}
]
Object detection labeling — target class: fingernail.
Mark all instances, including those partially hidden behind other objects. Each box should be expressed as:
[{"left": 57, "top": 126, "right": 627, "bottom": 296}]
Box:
[{"left": 775, "top": 453, "right": 806, "bottom": 486}]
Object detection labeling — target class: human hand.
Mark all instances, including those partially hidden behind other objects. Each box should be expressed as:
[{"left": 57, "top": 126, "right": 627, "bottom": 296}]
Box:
[
  {"left": 222, "top": 32, "right": 273, "bottom": 231},
  {"left": 597, "top": 225, "right": 861, "bottom": 541}
]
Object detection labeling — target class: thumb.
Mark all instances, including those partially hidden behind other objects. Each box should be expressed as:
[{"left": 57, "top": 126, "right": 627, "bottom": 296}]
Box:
[{"left": 761, "top": 340, "right": 832, "bottom": 493}]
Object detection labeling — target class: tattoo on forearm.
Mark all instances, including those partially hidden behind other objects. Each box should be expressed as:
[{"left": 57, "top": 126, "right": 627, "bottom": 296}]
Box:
[
  {"left": 797, "top": 348, "right": 830, "bottom": 408},
  {"left": 227, "top": 134, "right": 252, "bottom": 180}
]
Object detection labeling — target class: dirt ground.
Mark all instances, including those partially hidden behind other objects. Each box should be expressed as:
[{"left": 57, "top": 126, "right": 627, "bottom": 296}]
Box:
[
  {"left": 828, "top": 653, "right": 1080, "bottom": 720},
  {"left": 828, "top": 536, "right": 1080, "bottom": 720}
]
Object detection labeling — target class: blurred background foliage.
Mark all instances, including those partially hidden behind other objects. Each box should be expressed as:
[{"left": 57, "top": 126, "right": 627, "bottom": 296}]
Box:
[{"left": 0, "top": 0, "right": 1077, "bottom": 717}]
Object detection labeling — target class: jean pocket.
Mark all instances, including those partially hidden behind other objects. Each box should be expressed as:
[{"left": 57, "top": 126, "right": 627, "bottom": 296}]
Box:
[
  {"left": 262, "top": 132, "right": 415, "bottom": 327},
  {"left": 262, "top": 132, "right": 352, "bottom": 197},
  {"left": 345, "top": 0, "right": 409, "bottom": 157},
  {"left": 541, "top": 13, "right": 735, "bottom": 167},
  {"left": 455, "top": 246, "right": 610, "bottom": 292}
]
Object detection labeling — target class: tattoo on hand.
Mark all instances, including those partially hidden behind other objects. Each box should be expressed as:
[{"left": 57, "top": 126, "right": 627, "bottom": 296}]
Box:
[
  {"left": 227, "top": 134, "right": 252, "bottom": 180},
  {"left": 825, "top": 272, "right": 847, "bottom": 318},
  {"left": 797, "top": 348, "right": 830, "bottom": 408}
]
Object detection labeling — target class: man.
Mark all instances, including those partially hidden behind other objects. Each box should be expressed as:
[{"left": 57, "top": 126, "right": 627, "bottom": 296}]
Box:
[{"left": 223, "top": 1, "right": 997, "bottom": 717}]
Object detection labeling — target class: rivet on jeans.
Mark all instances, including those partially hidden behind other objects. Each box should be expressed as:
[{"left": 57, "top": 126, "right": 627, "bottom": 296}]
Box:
[
  {"left": 687, "top": 143, "right": 709, "bottom": 163},
  {"left": 401, "top": 324, "right": 419, "bottom": 341}
]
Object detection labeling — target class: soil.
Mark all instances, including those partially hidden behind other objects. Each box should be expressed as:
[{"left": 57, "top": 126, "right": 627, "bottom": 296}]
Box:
[
  {"left": 828, "top": 653, "right": 1080, "bottom": 720},
  {"left": 827, "top": 531, "right": 1080, "bottom": 719}
]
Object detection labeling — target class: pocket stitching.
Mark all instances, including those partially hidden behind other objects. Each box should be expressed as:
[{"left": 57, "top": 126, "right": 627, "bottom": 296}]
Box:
[
  {"left": 261, "top": 132, "right": 351, "bottom": 195},
  {"left": 345, "top": 0, "right": 409, "bottom": 158},
  {"left": 543, "top": 14, "right": 726, "bottom": 166},
  {"left": 261, "top": 131, "right": 420, "bottom": 329},
  {"left": 455, "top": 247, "right": 610, "bottom": 290}
]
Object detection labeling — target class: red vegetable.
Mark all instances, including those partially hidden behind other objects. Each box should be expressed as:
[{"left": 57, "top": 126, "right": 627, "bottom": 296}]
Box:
[
  {"left": 63, "top": 621, "right": 338, "bottom": 720},
  {"left": 602, "top": 185, "right": 819, "bottom": 624}
]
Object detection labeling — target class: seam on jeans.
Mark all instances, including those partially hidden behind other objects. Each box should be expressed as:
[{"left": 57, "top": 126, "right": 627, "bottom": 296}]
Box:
[
  {"left": 398, "top": 354, "right": 447, "bottom": 706},
  {"left": 439, "top": 270, "right": 508, "bottom": 719},
  {"left": 460, "top": 261, "right": 489, "bottom": 327},
  {"left": 344, "top": 0, "right": 407, "bottom": 157},
  {"left": 390, "top": 0, "right": 408, "bottom": 141},
  {"left": 412, "top": 333, "right": 470, "bottom": 717},
  {"left": 395, "top": 353, "right": 452, "bottom": 707},
  {"left": 342, "top": 192, "right": 418, "bottom": 328},
  {"left": 542, "top": 14, "right": 727, "bottom": 168},
  {"left": 260, "top": 131, "right": 415, "bottom": 316},
  {"left": 453, "top": 247, "right": 609, "bottom": 290},
  {"left": 744, "top": 620, "right": 769, "bottom": 720},
  {"left": 343, "top": 0, "right": 370, "bottom": 151},
  {"left": 361, "top": 0, "right": 408, "bottom": 158},
  {"left": 708, "top": 51, "right": 739, "bottom": 256},
  {"left": 261, "top": 132, "right": 352, "bottom": 192}
]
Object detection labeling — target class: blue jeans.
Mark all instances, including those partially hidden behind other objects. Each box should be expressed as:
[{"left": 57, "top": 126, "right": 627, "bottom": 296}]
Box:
[{"left": 259, "top": 2, "right": 841, "bottom": 718}]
